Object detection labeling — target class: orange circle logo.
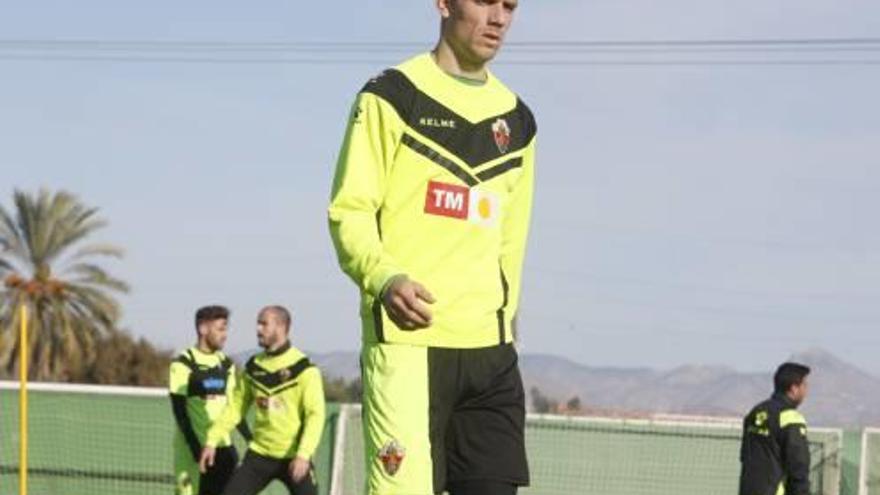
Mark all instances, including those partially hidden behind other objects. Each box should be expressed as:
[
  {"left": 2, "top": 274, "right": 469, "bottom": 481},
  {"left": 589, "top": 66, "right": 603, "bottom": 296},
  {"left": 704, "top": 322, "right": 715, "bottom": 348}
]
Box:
[{"left": 478, "top": 198, "right": 492, "bottom": 219}]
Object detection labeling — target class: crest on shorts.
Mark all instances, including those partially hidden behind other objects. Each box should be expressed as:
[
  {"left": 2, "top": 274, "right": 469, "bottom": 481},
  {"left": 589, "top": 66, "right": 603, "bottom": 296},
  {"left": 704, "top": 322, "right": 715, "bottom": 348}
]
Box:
[
  {"left": 491, "top": 118, "right": 511, "bottom": 154},
  {"left": 378, "top": 439, "right": 406, "bottom": 476}
]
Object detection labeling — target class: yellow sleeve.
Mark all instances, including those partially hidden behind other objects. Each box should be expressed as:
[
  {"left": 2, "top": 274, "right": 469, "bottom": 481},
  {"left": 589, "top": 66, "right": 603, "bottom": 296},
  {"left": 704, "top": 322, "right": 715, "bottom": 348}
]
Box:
[
  {"left": 225, "top": 363, "right": 238, "bottom": 400},
  {"left": 168, "top": 361, "right": 190, "bottom": 396},
  {"left": 206, "top": 372, "right": 252, "bottom": 447},
  {"left": 500, "top": 137, "right": 536, "bottom": 321},
  {"left": 328, "top": 92, "right": 406, "bottom": 298},
  {"left": 295, "top": 367, "right": 326, "bottom": 459}
]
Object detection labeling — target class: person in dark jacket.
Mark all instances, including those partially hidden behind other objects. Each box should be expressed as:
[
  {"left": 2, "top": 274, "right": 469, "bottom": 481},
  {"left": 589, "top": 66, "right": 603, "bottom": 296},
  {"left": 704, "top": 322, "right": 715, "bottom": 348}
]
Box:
[{"left": 739, "top": 362, "right": 811, "bottom": 495}]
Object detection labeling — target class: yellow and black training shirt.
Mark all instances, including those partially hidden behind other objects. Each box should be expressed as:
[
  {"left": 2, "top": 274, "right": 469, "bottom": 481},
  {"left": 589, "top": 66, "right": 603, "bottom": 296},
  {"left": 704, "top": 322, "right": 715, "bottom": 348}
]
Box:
[
  {"left": 329, "top": 53, "right": 537, "bottom": 349},
  {"left": 206, "top": 342, "right": 325, "bottom": 460},
  {"left": 169, "top": 347, "right": 239, "bottom": 459}
]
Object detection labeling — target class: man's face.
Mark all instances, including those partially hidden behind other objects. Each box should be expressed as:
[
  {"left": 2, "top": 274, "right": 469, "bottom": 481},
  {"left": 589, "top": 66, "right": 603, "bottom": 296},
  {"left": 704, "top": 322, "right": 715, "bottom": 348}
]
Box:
[
  {"left": 790, "top": 377, "right": 809, "bottom": 406},
  {"left": 256, "top": 309, "right": 286, "bottom": 349},
  {"left": 440, "top": 0, "right": 518, "bottom": 65},
  {"left": 199, "top": 318, "right": 228, "bottom": 352}
]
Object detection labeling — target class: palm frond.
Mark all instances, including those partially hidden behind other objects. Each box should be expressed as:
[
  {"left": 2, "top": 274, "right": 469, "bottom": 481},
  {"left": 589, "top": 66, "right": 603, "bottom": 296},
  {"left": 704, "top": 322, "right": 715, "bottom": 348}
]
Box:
[
  {"left": 0, "top": 259, "right": 14, "bottom": 276},
  {"left": 66, "top": 264, "right": 130, "bottom": 293},
  {"left": 45, "top": 205, "right": 106, "bottom": 264},
  {"left": 65, "top": 286, "right": 121, "bottom": 329},
  {"left": 0, "top": 203, "right": 26, "bottom": 264},
  {"left": 71, "top": 244, "right": 124, "bottom": 261}
]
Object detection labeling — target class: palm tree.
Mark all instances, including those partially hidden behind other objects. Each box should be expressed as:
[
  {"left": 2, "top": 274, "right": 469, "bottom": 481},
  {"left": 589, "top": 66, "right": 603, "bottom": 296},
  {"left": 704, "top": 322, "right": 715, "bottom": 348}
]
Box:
[{"left": 0, "top": 189, "right": 128, "bottom": 380}]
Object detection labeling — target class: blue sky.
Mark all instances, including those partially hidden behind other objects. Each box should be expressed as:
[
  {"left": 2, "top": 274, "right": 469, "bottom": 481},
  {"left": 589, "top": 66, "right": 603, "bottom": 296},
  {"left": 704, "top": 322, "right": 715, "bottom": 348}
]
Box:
[{"left": 1, "top": 1, "right": 878, "bottom": 373}]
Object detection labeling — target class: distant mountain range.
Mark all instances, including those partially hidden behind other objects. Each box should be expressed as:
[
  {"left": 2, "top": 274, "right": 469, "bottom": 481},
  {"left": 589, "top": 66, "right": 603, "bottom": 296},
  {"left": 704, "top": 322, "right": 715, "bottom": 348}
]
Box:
[
  {"left": 512, "top": 348, "right": 880, "bottom": 427},
  {"left": 236, "top": 347, "right": 880, "bottom": 427}
]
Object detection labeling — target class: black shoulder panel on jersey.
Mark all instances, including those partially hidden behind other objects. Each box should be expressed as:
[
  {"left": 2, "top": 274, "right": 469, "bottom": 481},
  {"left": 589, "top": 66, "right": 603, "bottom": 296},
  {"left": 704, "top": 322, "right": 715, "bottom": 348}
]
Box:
[
  {"left": 246, "top": 357, "right": 314, "bottom": 395},
  {"left": 245, "top": 355, "right": 258, "bottom": 373},
  {"left": 401, "top": 134, "right": 479, "bottom": 187},
  {"left": 476, "top": 157, "right": 523, "bottom": 182},
  {"left": 174, "top": 352, "right": 197, "bottom": 371},
  {"left": 360, "top": 69, "right": 417, "bottom": 122},
  {"left": 220, "top": 355, "right": 233, "bottom": 371},
  {"left": 515, "top": 97, "right": 538, "bottom": 144},
  {"left": 185, "top": 357, "right": 231, "bottom": 398},
  {"left": 403, "top": 90, "right": 537, "bottom": 169},
  {"left": 362, "top": 68, "right": 536, "bottom": 176}
]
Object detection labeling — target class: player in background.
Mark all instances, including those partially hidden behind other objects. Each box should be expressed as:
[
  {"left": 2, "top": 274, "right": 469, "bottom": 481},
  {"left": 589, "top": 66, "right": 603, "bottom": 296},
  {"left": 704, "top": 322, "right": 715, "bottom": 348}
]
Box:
[
  {"left": 169, "top": 305, "right": 251, "bottom": 495},
  {"left": 200, "top": 306, "right": 325, "bottom": 495},
  {"left": 739, "top": 362, "right": 812, "bottom": 495}
]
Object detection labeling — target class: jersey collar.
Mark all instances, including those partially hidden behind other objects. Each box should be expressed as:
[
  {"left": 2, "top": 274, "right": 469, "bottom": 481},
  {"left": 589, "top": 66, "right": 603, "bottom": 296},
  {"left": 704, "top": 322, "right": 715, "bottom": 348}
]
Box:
[
  {"left": 265, "top": 340, "right": 291, "bottom": 357},
  {"left": 772, "top": 391, "right": 797, "bottom": 408}
]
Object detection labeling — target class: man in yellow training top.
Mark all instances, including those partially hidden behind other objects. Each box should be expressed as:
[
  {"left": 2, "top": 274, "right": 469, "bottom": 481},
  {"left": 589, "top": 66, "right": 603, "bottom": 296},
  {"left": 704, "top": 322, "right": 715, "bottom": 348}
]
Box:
[
  {"left": 328, "top": 1, "right": 535, "bottom": 494},
  {"left": 169, "top": 305, "right": 251, "bottom": 495},
  {"left": 199, "top": 306, "right": 325, "bottom": 495}
]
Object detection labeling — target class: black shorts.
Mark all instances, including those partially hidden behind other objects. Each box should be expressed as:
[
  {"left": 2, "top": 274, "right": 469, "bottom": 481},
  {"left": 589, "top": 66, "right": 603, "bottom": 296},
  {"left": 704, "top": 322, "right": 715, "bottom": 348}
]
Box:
[
  {"left": 199, "top": 446, "right": 238, "bottom": 495},
  {"left": 362, "top": 343, "right": 529, "bottom": 494},
  {"left": 220, "top": 450, "right": 317, "bottom": 495}
]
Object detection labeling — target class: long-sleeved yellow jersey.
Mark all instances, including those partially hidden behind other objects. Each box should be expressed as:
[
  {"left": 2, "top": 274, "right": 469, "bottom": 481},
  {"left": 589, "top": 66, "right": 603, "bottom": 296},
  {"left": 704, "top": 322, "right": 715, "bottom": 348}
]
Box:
[
  {"left": 205, "top": 343, "right": 325, "bottom": 460},
  {"left": 329, "top": 53, "right": 536, "bottom": 348}
]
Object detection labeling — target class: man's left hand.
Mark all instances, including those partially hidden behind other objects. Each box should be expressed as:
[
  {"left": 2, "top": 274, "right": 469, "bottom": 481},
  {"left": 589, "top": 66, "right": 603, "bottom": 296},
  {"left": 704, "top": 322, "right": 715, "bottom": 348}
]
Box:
[{"left": 289, "top": 455, "right": 310, "bottom": 483}]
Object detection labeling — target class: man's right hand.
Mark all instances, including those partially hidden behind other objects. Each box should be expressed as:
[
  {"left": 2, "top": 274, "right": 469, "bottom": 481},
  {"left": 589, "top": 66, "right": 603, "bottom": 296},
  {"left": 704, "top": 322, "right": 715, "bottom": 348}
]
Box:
[
  {"left": 198, "top": 446, "right": 216, "bottom": 474},
  {"left": 381, "top": 275, "right": 435, "bottom": 330}
]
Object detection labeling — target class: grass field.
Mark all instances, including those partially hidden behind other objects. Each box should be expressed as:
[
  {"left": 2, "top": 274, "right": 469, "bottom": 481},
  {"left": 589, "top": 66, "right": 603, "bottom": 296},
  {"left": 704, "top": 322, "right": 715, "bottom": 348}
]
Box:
[
  {"left": 0, "top": 388, "right": 338, "bottom": 495},
  {"left": 332, "top": 406, "right": 843, "bottom": 495},
  {"left": 0, "top": 387, "right": 849, "bottom": 495}
]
